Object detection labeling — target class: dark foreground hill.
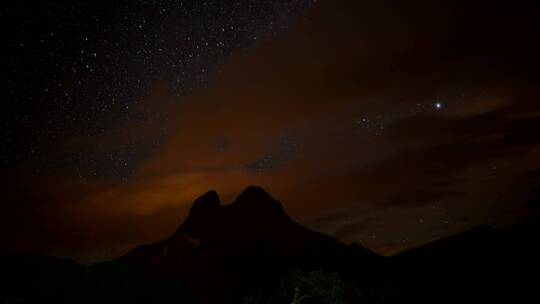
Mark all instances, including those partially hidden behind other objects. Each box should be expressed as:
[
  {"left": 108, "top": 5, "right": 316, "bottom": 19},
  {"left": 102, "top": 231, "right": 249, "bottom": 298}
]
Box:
[
  {"left": 0, "top": 254, "right": 197, "bottom": 303},
  {"left": 1, "top": 187, "right": 539, "bottom": 303},
  {"left": 391, "top": 220, "right": 540, "bottom": 303}
]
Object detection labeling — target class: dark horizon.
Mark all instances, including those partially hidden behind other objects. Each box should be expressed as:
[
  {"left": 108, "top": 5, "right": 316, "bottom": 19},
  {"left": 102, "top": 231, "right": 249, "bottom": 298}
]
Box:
[{"left": 2, "top": 0, "right": 540, "bottom": 263}]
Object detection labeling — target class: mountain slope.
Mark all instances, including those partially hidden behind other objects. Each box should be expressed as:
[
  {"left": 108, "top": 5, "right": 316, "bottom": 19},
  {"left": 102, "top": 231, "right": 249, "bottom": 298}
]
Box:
[{"left": 391, "top": 220, "right": 540, "bottom": 302}]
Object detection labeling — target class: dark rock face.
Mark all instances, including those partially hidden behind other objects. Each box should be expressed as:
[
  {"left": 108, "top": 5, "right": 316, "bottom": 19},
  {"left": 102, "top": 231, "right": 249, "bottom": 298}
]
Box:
[
  {"left": 179, "top": 186, "right": 290, "bottom": 241},
  {"left": 187, "top": 190, "right": 220, "bottom": 219},
  {"left": 117, "top": 186, "right": 540, "bottom": 303},
  {"left": 119, "top": 186, "right": 382, "bottom": 302}
]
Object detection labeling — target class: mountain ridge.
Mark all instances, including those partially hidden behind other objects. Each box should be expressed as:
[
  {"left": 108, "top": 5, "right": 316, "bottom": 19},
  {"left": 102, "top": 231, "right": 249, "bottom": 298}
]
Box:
[
  {"left": 2, "top": 188, "right": 539, "bottom": 303},
  {"left": 115, "top": 186, "right": 540, "bottom": 302},
  {"left": 119, "top": 186, "right": 384, "bottom": 302}
]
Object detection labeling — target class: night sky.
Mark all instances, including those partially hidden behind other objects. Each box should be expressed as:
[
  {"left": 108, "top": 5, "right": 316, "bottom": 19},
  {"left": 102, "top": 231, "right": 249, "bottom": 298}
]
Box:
[{"left": 2, "top": 0, "right": 540, "bottom": 262}]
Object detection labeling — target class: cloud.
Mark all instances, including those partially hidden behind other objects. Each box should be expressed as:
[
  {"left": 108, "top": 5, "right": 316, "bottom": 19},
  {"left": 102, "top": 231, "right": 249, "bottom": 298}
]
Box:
[{"left": 2, "top": 0, "right": 540, "bottom": 260}]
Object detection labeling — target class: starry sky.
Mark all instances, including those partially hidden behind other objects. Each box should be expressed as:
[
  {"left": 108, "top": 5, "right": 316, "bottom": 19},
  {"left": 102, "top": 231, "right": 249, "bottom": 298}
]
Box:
[{"left": 2, "top": 0, "right": 540, "bottom": 262}]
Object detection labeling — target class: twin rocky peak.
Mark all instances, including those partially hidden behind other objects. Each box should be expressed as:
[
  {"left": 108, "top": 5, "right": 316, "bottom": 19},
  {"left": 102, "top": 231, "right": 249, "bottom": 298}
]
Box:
[
  {"left": 173, "top": 186, "right": 292, "bottom": 240},
  {"left": 121, "top": 185, "right": 380, "bottom": 282}
]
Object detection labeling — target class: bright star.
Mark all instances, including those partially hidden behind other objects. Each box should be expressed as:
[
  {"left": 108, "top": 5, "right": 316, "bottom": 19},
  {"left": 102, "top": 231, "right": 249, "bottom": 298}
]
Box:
[{"left": 435, "top": 102, "right": 443, "bottom": 110}]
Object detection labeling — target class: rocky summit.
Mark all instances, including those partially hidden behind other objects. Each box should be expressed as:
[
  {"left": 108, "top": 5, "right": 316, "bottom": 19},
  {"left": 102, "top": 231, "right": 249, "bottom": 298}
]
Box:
[{"left": 119, "top": 186, "right": 382, "bottom": 302}]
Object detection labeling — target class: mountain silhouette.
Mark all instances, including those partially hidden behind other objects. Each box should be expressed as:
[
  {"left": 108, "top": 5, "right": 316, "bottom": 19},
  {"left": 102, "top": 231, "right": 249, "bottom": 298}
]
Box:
[
  {"left": 3, "top": 187, "right": 539, "bottom": 303},
  {"left": 119, "top": 187, "right": 540, "bottom": 302},
  {"left": 119, "top": 186, "right": 383, "bottom": 302}
]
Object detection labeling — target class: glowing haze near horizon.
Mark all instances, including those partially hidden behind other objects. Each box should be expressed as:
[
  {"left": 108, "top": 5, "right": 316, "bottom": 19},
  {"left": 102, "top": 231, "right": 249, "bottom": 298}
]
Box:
[{"left": 2, "top": 0, "right": 540, "bottom": 262}]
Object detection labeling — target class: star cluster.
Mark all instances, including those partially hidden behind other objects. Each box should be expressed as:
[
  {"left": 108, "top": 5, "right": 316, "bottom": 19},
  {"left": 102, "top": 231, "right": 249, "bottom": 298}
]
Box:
[
  {"left": 2, "top": 0, "right": 317, "bottom": 180},
  {"left": 2, "top": 0, "right": 540, "bottom": 262}
]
